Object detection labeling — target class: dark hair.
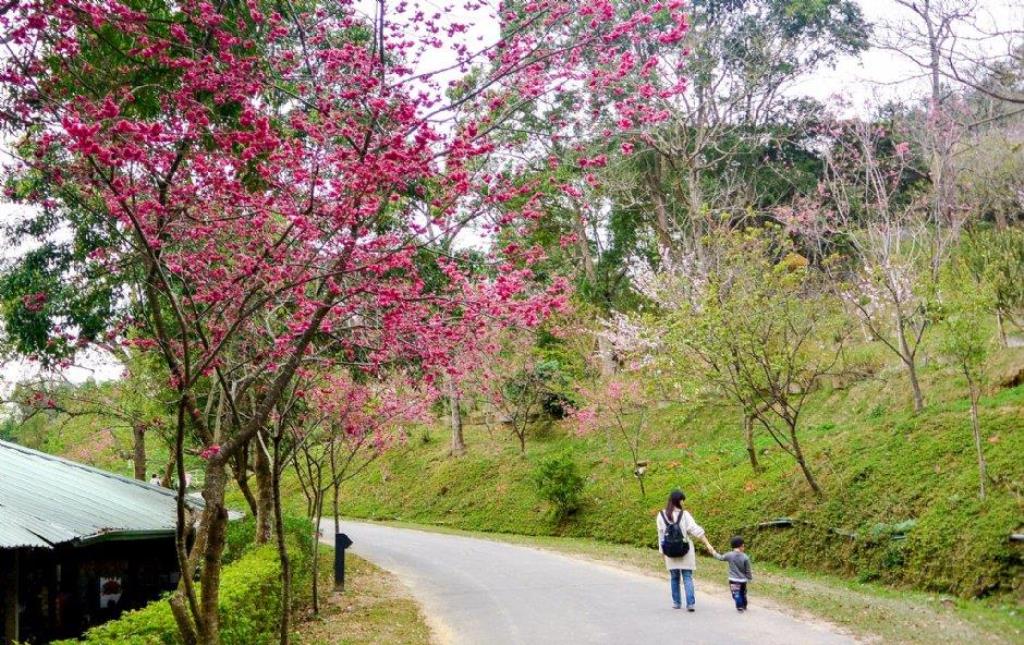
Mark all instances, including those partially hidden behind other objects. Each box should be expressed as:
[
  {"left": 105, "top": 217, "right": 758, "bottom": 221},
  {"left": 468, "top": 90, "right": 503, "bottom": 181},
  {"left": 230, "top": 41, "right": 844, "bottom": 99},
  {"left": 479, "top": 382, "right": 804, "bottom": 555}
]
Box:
[
  {"left": 664, "top": 489, "right": 685, "bottom": 518},
  {"left": 730, "top": 535, "right": 744, "bottom": 549}
]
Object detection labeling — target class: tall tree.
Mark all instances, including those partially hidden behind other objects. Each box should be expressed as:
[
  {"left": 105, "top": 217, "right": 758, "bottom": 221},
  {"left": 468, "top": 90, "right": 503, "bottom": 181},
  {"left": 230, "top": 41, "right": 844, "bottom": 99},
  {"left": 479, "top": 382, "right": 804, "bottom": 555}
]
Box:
[
  {"left": 1, "top": 0, "right": 687, "bottom": 641},
  {"left": 938, "top": 259, "right": 995, "bottom": 499},
  {"left": 659, "top": 228, "right": 847, "bottom": 495},
  {"left": 620, "top": 0, "right": 869, "bottom": 258},
  {"left": 804, "top": 117, "right": 948, "bottom": 412}
]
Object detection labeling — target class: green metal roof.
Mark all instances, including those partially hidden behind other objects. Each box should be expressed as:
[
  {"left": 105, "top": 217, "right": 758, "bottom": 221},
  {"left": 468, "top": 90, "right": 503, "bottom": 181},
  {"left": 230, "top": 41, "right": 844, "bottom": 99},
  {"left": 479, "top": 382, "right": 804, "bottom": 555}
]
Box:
[{"left": 0, "top": 439, "right": 191, "bottom": 549}]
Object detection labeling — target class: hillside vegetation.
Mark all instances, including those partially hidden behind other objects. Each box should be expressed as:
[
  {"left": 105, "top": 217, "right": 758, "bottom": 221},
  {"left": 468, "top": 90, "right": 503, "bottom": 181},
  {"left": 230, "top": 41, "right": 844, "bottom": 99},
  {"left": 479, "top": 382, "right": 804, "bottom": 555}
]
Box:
[
  {"left": 11, "top": 330, "right": 1023, "bottom": 608},
  {"left": 325, "top": 350, "right": 1024, "bottom": 603}
]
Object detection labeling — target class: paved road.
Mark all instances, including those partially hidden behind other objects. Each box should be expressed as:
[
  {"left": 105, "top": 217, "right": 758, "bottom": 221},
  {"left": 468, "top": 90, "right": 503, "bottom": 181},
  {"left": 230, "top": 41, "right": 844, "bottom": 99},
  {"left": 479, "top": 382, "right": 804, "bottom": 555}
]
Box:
[{"left": 322, "top": 521, "right": 853, "bottom": 645}]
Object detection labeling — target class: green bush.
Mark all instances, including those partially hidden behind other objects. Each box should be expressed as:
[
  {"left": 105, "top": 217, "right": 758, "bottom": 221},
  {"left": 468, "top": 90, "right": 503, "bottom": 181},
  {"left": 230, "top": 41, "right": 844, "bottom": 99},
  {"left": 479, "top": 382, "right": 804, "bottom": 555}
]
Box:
[
  {"left": 531, "top": 452, "right": 586, "bottom": 520},
  {"left": 57, "top": 533, "right": 313, "bottom": 645},
  {"left": 224, "top": 516, "right": 259, "bottom": 565},
  {"left": 280, "top": 515, "right": 315, "bottom": 586},
  {"left": 224, "top": 514, "right": 315, "bottom": 569}
]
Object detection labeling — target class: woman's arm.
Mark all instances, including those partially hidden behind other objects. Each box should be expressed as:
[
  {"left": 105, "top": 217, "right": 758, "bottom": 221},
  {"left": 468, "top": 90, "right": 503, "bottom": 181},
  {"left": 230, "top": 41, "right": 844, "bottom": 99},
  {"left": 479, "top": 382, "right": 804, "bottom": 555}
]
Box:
[
  {"left": 684, "top": 512, "right": 718, "bottom": 556},
  {"left": 699, "top": 535, "right": 718, "bottom": 556}
]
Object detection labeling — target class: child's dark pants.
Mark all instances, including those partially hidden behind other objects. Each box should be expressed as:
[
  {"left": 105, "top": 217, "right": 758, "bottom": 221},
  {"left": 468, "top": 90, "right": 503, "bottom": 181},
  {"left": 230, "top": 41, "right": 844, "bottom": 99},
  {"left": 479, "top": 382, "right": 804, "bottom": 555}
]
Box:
[{"left": 729, "top": 581, "right": 748, "bottom": 609}]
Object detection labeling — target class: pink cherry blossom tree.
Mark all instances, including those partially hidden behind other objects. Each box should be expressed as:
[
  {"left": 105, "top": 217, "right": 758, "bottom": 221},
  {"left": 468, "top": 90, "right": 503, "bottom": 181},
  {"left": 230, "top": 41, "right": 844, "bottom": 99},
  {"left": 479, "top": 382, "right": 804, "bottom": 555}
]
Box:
[
  {"left": 1, "top": 0, "right": 687, "bottom": 640},
  {"left": 572, "top": 375, "right": 654, "bottom": 497},
  {"left": 783, "top": 118, "right": 959, "bottom": 413},
  {"left": 291, "top": 371, "right": 428, "bottom": 614}
]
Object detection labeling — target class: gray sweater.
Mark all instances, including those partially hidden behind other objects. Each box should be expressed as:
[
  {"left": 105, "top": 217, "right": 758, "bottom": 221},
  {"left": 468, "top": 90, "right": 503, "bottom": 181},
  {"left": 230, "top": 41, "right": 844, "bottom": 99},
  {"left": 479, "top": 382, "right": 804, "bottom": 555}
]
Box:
[{"left": 715, "top": 550, "right": 753, "bottom": 582}]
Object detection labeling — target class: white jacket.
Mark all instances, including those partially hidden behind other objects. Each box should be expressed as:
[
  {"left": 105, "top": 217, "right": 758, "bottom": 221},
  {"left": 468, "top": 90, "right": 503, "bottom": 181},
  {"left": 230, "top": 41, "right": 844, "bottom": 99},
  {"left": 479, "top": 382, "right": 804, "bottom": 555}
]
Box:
[{"left": 656, "top": 508, "right": 706, "bottom": 570}]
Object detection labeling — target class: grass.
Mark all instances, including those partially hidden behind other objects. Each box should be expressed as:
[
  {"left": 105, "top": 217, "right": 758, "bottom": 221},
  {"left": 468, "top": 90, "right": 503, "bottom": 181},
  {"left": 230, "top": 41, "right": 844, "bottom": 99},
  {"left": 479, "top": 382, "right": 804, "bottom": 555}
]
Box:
[
  {"left": 293, "top": 546, "right": 433, "bottom": 645},
  {"left": 11, "top": 326, "right": 1024, "bottom": 640},
  {"left": 354, "top": 519, "right": 1022, "bottom": 644},
  {"left": 319, "top": 347, "right": 1024, "bottom": 608}
]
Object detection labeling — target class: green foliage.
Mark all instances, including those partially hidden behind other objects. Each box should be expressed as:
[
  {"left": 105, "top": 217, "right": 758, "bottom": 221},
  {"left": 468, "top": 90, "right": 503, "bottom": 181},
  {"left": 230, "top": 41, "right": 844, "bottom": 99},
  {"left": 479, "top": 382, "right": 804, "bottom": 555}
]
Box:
[
  {"left": 531, "top": 452, "right": 587, "bottom": 520},
  {"left": 224, "top": 517, "right": 258, "bottom": 565},
  {"left": 0, "top": 238, "right": 122, "bottom": 365},
  {"left": 0, "top": 417, "right": 15, "bottom": 442},
  {"left": 960, "top": 228, "right": 1024, "bottom": 334},
  {"left": 54, "top": 544, "right": 303, "bottom": 645},
  {"left": 334, "top": 364, "right": 1024, "bottom": 600},
  {"left": 938, "top": 263, "right": 995, "bottom": 377},
  {"left": 223, "top": 515, "right": 315, "bottom": 570},
  {"left": 659, "top": 227, "right": 847, "bottom": 493}
]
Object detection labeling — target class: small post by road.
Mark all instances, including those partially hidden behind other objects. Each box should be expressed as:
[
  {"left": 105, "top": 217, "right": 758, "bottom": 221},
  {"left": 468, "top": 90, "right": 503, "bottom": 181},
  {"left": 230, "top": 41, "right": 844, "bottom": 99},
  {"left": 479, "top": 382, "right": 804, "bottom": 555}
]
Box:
[{"left": 334, "top": 533, "right": 353, "bottom": 591}]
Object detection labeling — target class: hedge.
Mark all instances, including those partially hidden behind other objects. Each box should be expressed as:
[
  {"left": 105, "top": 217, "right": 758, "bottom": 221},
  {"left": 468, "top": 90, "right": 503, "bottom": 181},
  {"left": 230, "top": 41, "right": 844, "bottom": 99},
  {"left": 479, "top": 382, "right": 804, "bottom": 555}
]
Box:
[{"left": 57, "top": 520, "right": 314, "bottom": 644}]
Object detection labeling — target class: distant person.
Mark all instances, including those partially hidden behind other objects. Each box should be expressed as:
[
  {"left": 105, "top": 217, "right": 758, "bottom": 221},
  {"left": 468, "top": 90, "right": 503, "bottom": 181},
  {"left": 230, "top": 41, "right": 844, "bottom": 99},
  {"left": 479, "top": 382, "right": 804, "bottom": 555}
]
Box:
[
  {"left": 656, "top": 489, "right": 718, "bottom": 611},
  {"left": 149, "top": 473, "right": 162, "bottom": 487},
  {"left": 715, "top": 535, "right": 753, "bottom": 612}
]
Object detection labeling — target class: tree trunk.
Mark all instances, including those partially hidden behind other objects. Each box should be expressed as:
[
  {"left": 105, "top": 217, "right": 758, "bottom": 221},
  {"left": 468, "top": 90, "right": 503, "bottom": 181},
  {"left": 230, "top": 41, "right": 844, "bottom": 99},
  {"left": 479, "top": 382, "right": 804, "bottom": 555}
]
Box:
[
  {"left": 332, "top": 482, "right": 341, "bottom": 535},
  {"left": 595, "top": 335, "right": 618, "bottom": 376},
  {"left": 968, "top": 378, "right": 988, "bottom": 500},
  {"left": 994, "top": 209, "right": 1009, "bottom": 231},
  {"left": 197, "top": 463, "right": 230, "bottom": 644},
  {"left": 168, "top": 594, "right": 197, "bottom": 645},
  {"left": 272, "top": 437, "right": 292, "bottom": 644},
  {"left": 895, "top": 319, "right": 925, "bottom": 412},
  {"left": 254, "top": 432, "right": 274, "bottom": 544},
  {"left": 233, "top": 441, "right": 258, "bottom": 518},
  {"left": 132, "top": 423, "right": 147, "bottom": 481},
  {"left": 235, "top": 469, "right": 258, "bottom": 520},
  {"left": 906, "top": 358, "right": 924, "bottom": 413},
  {"left": 310, "top": 492, "right": 322, "bottom": 613},
  {"left": 788, "top": 423, "right": 821, "bottom": 496},
  {"left": 743, "top": 413, "right": 761, "bottom": 473},
  {"left": 996, "top": 309, "right": 1009, "bottom": 348},
  {"left": 170, "top": 400, "right": 199, "bottom": 645},
  {"left": 570, "top": 206, "right": 616, "bottom": 376},
  {"left": 161, "top": 450, "right": 177, "bottom": 488},
  {"left": 329, "top": 444, "right": 342, "bottom": 535},
  {"left": 448, "top": 382, "right": 465, "bottom": 456},
  {"left": 647, "top": 174, "right": 676, "bottom": 266}
]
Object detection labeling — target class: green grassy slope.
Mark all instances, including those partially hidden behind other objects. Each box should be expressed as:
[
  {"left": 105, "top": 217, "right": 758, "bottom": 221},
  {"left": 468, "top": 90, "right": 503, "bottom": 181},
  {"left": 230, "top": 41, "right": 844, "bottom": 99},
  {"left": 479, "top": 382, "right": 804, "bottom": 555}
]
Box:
[
  {"left": 328, "top": 354, "right": 1024, "bottom": 603},
  {"left": 9, "top": 340, "right": 1023, "bottom": 608}
]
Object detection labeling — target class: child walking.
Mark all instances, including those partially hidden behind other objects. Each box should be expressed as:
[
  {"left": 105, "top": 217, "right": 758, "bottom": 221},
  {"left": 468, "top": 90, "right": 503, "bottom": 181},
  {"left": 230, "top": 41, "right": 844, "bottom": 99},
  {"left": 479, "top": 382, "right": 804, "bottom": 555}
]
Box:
[{"left": 715, "top": 536, "right": 753, "bottom": 611}]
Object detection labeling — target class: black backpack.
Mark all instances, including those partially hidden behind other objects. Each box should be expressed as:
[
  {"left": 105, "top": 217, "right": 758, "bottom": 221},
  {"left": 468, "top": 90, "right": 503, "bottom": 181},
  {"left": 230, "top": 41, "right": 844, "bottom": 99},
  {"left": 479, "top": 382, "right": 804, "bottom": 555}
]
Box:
[{"left": 660, "top": 511, "right": 690, "bottom": 558}]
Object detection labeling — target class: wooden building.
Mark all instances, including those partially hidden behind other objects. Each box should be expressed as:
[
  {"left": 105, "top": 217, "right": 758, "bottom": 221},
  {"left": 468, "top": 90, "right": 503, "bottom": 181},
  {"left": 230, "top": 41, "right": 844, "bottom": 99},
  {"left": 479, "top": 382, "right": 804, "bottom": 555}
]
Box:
[{"left": 0, "top": 440, "right": 195, "bottom": 643}]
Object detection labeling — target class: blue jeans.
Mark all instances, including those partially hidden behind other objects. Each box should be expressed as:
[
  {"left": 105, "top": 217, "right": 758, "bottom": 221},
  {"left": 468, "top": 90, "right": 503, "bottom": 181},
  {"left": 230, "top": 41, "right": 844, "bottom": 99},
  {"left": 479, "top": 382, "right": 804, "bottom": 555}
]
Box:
[
  {"left": 669, "top": 569, "right": 695, "bottom": 608},
  {"left": 730, "top": 581, "right": 748, "bottom": 609}
]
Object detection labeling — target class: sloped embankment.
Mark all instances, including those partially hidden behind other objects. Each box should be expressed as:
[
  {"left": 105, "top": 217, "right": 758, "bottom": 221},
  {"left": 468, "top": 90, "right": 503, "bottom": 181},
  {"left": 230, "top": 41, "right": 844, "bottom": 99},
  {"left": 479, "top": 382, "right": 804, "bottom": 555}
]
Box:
[{"left": 334, "top": 368, "right": 1024, "bottom": 603}]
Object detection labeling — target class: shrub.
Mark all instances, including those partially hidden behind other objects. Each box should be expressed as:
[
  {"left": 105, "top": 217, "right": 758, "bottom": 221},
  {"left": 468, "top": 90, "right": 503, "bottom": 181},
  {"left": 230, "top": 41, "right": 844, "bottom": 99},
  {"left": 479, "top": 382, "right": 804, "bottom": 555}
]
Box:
[
  {"left": 224, "top": 516, "right": 258, "bottom": 565},
  {"left": 56, "top": 536, "right": 312, "bottom": 645},
  {"left": 224, "top": 514, "right": 314, "bottom": 569},
  {"left": 531, "top": 452, "right": 586, "bottom": 520}
]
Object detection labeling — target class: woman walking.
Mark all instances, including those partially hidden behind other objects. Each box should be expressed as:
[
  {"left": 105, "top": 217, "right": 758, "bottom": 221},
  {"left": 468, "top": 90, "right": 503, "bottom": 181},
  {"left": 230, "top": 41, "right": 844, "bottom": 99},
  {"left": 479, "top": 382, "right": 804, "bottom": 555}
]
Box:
[{"left": 656, "top": 489, "right": 717, "bottom": 611}]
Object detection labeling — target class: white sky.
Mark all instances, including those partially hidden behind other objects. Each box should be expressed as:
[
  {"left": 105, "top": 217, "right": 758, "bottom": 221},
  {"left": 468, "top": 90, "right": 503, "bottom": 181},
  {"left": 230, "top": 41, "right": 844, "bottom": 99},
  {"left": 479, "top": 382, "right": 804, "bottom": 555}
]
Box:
[
  {"left": 2, "top": 0, "right": 1021, "bottom": 394},
  {"left": 792, "top": 0, "right": 1023, "bottom": 108}
]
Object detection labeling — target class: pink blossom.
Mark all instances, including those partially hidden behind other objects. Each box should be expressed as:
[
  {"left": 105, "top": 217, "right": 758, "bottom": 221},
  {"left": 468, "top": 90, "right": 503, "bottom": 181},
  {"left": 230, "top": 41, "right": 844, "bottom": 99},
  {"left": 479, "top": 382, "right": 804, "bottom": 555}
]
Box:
[{"left": 200, "top": 444, "right": 221, "bottom": 460}]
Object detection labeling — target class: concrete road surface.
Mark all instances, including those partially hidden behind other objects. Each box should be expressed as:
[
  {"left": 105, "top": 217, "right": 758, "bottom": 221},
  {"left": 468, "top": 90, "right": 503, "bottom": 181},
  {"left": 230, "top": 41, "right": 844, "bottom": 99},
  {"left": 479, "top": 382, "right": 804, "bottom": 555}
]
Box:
[{"left": 322, "top": 520, "right": 854, "bottom": 645}]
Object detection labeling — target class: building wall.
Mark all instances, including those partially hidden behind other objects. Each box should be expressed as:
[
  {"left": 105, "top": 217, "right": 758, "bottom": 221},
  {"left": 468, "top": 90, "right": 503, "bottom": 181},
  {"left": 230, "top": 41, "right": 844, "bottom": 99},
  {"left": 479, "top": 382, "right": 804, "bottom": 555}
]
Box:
[{"left": 4, "top": 536, "right": 179, "bottom": 643}]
